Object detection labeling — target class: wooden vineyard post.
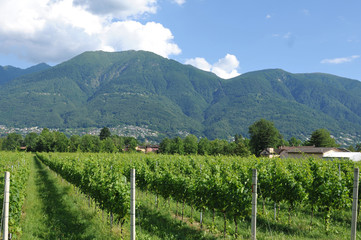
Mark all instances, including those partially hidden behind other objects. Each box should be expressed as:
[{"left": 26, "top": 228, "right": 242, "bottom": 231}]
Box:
[
  {"left": 199, "top": 164, "right": 203, "bottom": 229},
  {"left": 251, "top": 169, "right": 257, "bottom": 240},
  {"left": 3, "top": 172, "right": 10, "bottom": 240},
  {"left": 351, "top": 168, "right": 359, "bottom": 240},
  {"left": 130, "top": 169, "right": 136, "bottom": 240}
]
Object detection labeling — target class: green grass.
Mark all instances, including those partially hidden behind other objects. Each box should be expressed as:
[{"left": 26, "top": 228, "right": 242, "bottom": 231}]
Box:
[{"left": 19, "top": 157, "right": 121, "bottom": 240}]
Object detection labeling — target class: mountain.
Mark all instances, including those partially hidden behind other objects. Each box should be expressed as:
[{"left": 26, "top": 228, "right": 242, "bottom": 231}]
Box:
[
  {"left": 0, "top": 63, "right": 51, "bottom": 85},
  {"left": 0, "top": 50, "right": 361, "bottom": 144}
]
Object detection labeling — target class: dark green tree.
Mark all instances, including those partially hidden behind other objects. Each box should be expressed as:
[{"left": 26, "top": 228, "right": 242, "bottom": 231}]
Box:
[
  {"left": 356, "top": 143, "right": 361, "bottom": 152},
  {"left": 170, "top": 137, "right": 184, "bottom": 154},
  {"left": 198, "top": 137, "right": 210, "bottom": 155},
  {"left": 183, "top": 134, "right": 198, "bottom": 155},
  {"left": 24, "top": 132, "right": 39, "bottom": 152},
  {"left": 248, "top": 119, "right": 282, "bottom": 156},
  {"left": 35, "top": 128, "right": 55, "bottom": 152},
  {"left": 69, "top": 135, "right": 81, "bottom": 152},
  {"left": 2, "top": 133, "right": 23, "bottom": 151},
  {"left": 54, "top": 131, "right": 70, "bottom": 152},
  {"left": 209, "top": 139, "right": 228, "bottom": 155},
  {"left": 159, "top": 137, "right": 172, "bottom": 154},
  {"left": 308, "top": 129, "right": 338, "bottom": 147},
  {"left": 126, "top": 138, "right": 138, "bottom": 152},
  {"left": 99, "top": 127, "right": 111, "bottom": 140}
]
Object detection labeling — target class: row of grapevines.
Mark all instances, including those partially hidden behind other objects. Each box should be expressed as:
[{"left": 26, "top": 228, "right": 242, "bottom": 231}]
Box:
[
  {"left": 122, "top": 154, "right": 357, "bottom": 231},
  {"left": 36, "top": 152, "right": 130, "bottom": 226},
  {"left": 0, "top": 152, "right": 31, "bottom": 238},
  {"left": 37, "top": 152, "right": 360, "bottom": 233}
]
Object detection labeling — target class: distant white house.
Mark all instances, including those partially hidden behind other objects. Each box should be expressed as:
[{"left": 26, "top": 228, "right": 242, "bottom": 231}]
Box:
[
  {"left": 323, "top": 152, "right": 361, "bottom": 162},
  {"left": 260, "top": 146, "right": 361, "bottom": 161}
]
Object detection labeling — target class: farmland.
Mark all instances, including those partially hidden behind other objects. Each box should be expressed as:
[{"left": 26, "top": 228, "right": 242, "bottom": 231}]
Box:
[{"left": 1, "top": 152, "right": 361, "bottom": 239}]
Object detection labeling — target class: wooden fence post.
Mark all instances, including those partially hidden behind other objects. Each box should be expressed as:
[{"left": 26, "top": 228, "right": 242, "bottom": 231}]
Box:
[
  {"left": 251, "top": 169, "right": 257, "bottom": 240},
  {"left": 351, "top": 168, "right": 359, "bottom": 240},
  {"left": 130, "top": 169, "right": 136, "bottom": 240},
  {"left": 3, "top": 172, "right": 10, "bottom": 240}
]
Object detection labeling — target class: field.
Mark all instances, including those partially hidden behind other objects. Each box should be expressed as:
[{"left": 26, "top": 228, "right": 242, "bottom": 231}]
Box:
[{"left": 1, "top": 152, "right": 361, "bottom": 239}]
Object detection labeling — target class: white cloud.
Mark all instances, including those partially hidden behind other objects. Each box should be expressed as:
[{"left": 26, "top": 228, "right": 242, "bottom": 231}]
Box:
[
  {"left": 185, "top": 57, "right": 211, "bottom": 71},
  {"left": 101, "top": 21, "right": 181, "bottom": 57},
  {"left": 173, "top": 0, "right": 186, "bottom": 5},
  {"left": 321, "top": 55, "right": 360, "bottom": 64},
  {"left": 186, "top": 54, "right": 240, "bottom": 79},
  {"left": 266, "top": 14, "right": 271, "bottom": 19},
  {"left": 0, "top": 0, "right": 181, "bottom": 63},
  {"left": 73, "top": 0, "right": 157, "bottom": 18}
]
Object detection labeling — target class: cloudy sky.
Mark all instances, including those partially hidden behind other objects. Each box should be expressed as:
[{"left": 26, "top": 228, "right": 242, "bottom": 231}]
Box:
[{"left": 0, "top": 0, "right": 360, "bottom": 80}]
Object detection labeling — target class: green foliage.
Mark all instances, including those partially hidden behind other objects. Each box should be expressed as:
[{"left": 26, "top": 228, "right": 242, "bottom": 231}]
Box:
[
  {"left": 2, "top": 52, "right": 361, "bottom": 142},
  {"left": 1, "top": 133, "right": 23, "bottom": 151},
  {"left": 99, "top": 127, "right": 111, "bottom": 140},
  {"left": 308, "top": 128, "right": 339, "bottom": 147},
  {"left": 289, "top": 136, "right": 302, "bottom": 146},
  {"left": 183, "top": 134, "right": 198, "bottom": 154},
  {"left": 249, "top": 119, "right": 282, "bottom": 156},
  {"left": 0, "top": 152, "right": 31, "bottom": 237}
]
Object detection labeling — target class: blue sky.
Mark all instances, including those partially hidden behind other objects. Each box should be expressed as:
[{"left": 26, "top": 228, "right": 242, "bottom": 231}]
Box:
[{"left": 0, "top": 0, "right": 360, "bottom": 80}]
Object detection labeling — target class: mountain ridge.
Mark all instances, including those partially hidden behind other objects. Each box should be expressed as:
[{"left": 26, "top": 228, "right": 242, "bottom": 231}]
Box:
[{"left": 1, "top": 50, "right": 361, "bottom": 144}]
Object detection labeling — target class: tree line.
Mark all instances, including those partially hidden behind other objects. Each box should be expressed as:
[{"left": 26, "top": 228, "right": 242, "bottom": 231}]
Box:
[
  {"left": 0, "top": 127, "right": 138, "bottom": 153},
  {"left": 159, "top": 119, "right": 360, "bottom": 156},
  {"left": 1, "top": 119, "right": 360, "bottom": 155}
]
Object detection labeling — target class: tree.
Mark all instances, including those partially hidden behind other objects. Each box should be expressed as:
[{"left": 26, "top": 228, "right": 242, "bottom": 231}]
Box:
[
  {"left": 54, "top": 131, "right": 70, "bottom": 152},
  {"left": 356, "top": 143, "right": 361, "bottom": 152},
  {"left": 24, "top": 132, "right": 39, "bottom": 152},
  {"left": 308, "top": 129, "right": 338, "bottom": 147},
  {"left": 183, "top": 134, "right": 198, "bottom": 155},
  {"left": 289, "top": 137, "right": 302, "bottom": 147},
  {"left": 198, "top": 137, "right": 210, "bottom": 155},
  {"left": 35, "top": 128, "right": 55, "bottom": 152},
  {"left": 69, "top": 135, "right": 81, "bottom": 152},
  {"left": 80, "top": 135, "right": 95, "bottom": 152},
  {"left": 99, "top": 127, "right": 111, "bottom": 140},
  {"left": 101, "top": 137, "right": 116, "bottom": 153},
  {"left": 159, "top": 137, "right": 172, "bottom": 154},
  {"left": 248, "top": 119, "right": 282, "bottom": 156},
  {"left": 170, "top": 137, "right": 184, "bottom": 154},
  {"left": 2, "top": 133, "right": 23, "bottom": 151}
]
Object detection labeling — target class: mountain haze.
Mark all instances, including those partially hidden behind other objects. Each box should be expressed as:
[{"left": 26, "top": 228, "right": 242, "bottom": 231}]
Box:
[{"left": 1, "top": 50, "right": 361, "bottom": 143}]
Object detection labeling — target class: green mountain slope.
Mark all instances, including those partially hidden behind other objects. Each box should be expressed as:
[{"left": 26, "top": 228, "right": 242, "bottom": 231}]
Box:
[
  {"left": 0, "top": 63, "right": 51, "bottom": 85},
  {"left": 0, "top": 51, "right": 361, "bottom": 143}
]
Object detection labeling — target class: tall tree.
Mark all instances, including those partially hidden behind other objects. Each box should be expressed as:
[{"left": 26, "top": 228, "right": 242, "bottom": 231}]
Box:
[
  {"left": 198, "top": 137, "right": 210, "bottom": 155},
  {"left": 248, "top": 119, "right": 282, "bottom": 156},
  {"left": 183, "top": 134, "right": 198, "bottom": 155},
  {"left": 159, "top": 137, "right": 172, "bottom": 154},
  {"left": 308, "top": 128, "right": 338, "bottom": 147},
  {"left": 99, "top": 127, "right": 111, "bottom": 140},
  {"left": 24, "top": 132, "right": 39, "bottom": 152},
  {"left": 170, "top": 137, "right": 184, "bottom": 154},
  {"left": 2, "top": 133, "right": 23, "bottom": 151}
]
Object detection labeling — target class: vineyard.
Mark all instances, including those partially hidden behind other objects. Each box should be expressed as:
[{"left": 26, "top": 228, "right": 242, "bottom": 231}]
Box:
[
  {"left": 35, "top": 152, "right": 361, "bottom": 239},
  {"left": 1, "top": 152, "right": 361, "bottom": 239},
  {"left": 0, "top": 152, "right": 31, "bottom": 238}
]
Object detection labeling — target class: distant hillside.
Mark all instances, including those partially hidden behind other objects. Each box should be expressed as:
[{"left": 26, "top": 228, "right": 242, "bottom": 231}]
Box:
[
  {"left": 0, "top": 63, "right": 51, "bottom": 85},
  {"left": 0, "top": 50, "right": 360, "bottom": 144}
]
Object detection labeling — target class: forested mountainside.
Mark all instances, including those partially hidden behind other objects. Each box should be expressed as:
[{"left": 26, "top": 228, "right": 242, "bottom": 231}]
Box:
[{"left": 1, "top": 50, "right": 361, "bottom": 143}]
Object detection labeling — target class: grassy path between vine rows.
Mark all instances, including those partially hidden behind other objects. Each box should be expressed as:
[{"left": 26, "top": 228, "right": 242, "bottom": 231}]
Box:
[{"left": 19, "top": 157, "right": 121, "bottom": 240}]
